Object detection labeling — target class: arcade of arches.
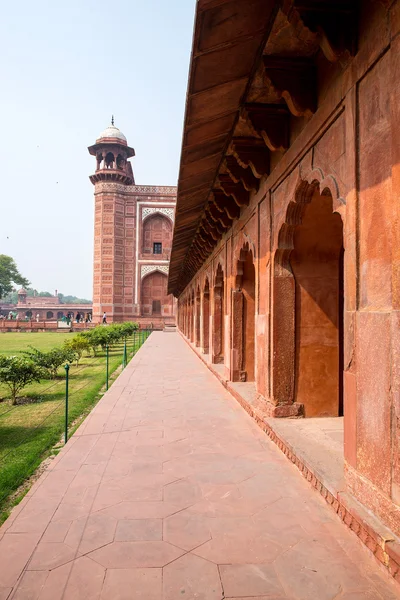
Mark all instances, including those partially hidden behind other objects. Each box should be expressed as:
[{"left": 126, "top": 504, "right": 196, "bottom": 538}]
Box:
[{"left": 170, "top": 0, "right": 400, "bottom": 557}]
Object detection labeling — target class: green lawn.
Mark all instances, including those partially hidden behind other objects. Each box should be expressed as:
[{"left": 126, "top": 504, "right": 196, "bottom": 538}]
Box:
[
  {"left": 0, "top": 332, "right": 71, "bottom": 354},
  {"left": 0, "top": 331, "right": 147, "bottom": 523}
]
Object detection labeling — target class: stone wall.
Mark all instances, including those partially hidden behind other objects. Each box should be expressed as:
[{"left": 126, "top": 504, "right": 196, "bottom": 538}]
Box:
[{"left": 176, "top": 1, "right": 400, "bottom": 537}]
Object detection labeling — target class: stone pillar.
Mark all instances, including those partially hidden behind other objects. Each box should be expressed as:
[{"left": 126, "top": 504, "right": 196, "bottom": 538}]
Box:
[{"left": 230, "top": 289, "right": 244, "bottom": 381}]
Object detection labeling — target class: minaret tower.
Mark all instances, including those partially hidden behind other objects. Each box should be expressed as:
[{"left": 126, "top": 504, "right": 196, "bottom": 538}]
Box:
[{"left": 88, "top": 119, "right": 135, "bottom": 322}]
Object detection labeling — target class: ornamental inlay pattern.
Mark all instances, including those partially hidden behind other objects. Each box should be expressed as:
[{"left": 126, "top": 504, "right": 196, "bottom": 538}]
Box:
[
  {"left": 134, "top": 185, "right": 176, "bottom": 195},
  {"left": 141, "top": 265, "right": 169, "bottom": 278},
  {"left": 142, "top": 207, "right": 174, "bottom": 221},
  {"left": 95, "top": 183, "right": 176, "bottom": 195},
  {"left": 95, "top": 182, "right": 130, "bottom": 193}
]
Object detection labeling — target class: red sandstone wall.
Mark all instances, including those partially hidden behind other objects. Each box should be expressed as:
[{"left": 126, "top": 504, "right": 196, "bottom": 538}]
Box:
[
  {"left": 177, "top": 1, "right": 400, "bottom": 536},
  {"left": 92, "top": 184, "right": 176, "bottom": 323}
]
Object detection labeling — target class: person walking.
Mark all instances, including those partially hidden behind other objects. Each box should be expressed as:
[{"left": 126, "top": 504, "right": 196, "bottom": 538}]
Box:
[
  {"left": 102, "top": 312, "right": 107, "bottom": 324},
  {"left": 36, "top": 313, "right": 40, "bottom": 323}
]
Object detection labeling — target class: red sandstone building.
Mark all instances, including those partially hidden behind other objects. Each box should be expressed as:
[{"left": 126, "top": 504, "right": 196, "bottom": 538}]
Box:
[
  {"left": 0, "top": 288, "right": 92, "bottom": 321},
  {"left": 169, "top": 0, "right": 400, "bottom": 574},
  {"left": 88, "top": 123, "right": 176, "bottom": 326}
]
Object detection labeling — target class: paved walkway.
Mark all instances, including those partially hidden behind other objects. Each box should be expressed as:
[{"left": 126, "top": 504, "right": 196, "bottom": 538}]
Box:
[{"left": 1, "top": 332, "right": 399, "bottom": 600}]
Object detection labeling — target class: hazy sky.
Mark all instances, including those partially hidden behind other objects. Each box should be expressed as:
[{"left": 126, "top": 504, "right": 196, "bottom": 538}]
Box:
[{"left": 0, "top": 0, "right": 195, "bottom": 299}]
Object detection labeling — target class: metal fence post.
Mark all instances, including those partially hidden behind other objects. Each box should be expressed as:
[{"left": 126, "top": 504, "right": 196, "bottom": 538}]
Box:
[
  {"left": 133, "top": 330, "right": 136, "bottom": 355},
  {"left": 123, "top": 338, "right": 127, "bottom": 368},
  {"left": 106, "top": 344, "right": 109, "bottom": 390},
  {"left": 64, "top": 364, "right": 70, "bottom": 444}
]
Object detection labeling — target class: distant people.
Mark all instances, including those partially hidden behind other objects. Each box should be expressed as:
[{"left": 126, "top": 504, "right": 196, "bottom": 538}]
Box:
[
  {"left": 15, "top": 313, "right": 19, "bottom": 322},
  {"left": 76, "top": 312, "right": 80, "bottom": 323},
  {"left": 36, "top": 313, "right": 40, "bottom": 322},
  {"left": 102, "top": 312, "right": 107, "bottom": 324}
]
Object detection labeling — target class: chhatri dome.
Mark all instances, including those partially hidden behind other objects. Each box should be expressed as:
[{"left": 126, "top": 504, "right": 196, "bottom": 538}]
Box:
[{"left": 96, "top": 117, "right": 127, "bottom": 145}]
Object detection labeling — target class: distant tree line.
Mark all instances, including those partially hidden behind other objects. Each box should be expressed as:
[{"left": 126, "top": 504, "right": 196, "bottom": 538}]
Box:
[{"left": 0, "top": 255, "right": 91, "bottom": 304}]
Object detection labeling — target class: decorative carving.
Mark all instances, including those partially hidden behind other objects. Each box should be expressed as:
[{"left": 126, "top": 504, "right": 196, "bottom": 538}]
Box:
[
  {"left": 217, "top": 174, "right": 250, "bottom": 207},
  {"left": 95, "top": 182, "right": 131, "bottom": 194},
  {"left": 142, "top": 207, "right": 175, "bottom": 222},
  {"left": 95, "top": 182, "right": 176, "bottom": 195},
  {"left": 292, "top": 1, "right": 357, "bottom": 62},
  {"left": 141, "top": 264, "right": 169, "bottom": 278},
  {"left": 134, "top": 185, "right": 176, "bottom": 195},
  {"left": 224, "top": 156, "right": 260, "bottom": 192},
  {"left": 230, "top": 138, "right": 270, "bottom": 179},
  {"left": 212, "top": 190, "right": 241, "bottom": 220},
  {"left": 263, "top": 56, "right": 317, "bottom": 117},
  {"left": 244, "top": 104, "right": 290, "bottom": 151}
]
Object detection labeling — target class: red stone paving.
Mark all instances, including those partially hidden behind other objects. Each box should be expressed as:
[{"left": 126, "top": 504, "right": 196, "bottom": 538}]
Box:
[{"left": 0, "top": 332, "right": 399, "bottom": 600}]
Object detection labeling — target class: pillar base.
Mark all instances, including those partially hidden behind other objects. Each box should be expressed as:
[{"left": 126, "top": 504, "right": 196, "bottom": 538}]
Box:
[{"left": 264, "top": 401, "right": 304, "bottom": 418}]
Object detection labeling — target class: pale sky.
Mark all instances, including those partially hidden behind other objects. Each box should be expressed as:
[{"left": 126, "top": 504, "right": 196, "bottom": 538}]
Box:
[{"left": 0, "top": 0, "right": 196, "bottom": 299}]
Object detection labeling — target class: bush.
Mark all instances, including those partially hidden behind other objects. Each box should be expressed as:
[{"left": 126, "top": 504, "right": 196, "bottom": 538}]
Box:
[
  {"left": 0, "top": 356, "right": 45, "bottom": 405},
  {"left": 83, "top": 322, "right": 139, "bottom": 354},
  {"left": 63, "top": 334, "right": 91, "bottom": 366},
  {"left": 24, "top": 346, "right": 75, "bottom": 379}
]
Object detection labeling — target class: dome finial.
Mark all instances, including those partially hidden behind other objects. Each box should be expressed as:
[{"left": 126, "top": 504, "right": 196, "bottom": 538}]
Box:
[{"left": 111, "top": 115, "right": 114, "bottom": 126}]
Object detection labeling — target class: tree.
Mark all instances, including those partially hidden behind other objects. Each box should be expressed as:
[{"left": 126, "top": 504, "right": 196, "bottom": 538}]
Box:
[
  {"left": 24, "top": 346, "right": 75, "bottom": 379},
  {"left": 0, "top": 255, "right": 29, "bottom": 299},
  {"left": 0, "top": 356, "right": 44, "bottom": 405},
  {"left": 64, "top": 334, "right": 91, "bottom": 366}
]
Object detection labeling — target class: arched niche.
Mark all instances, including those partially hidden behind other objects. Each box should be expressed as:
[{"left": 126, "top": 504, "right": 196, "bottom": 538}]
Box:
[
  {"left": 141, "top": 270, "right": 172, "bottom": 317},
  {"left": 272, "top": 178, "right": 344, "bottom": 417},
  {"left": 231, "top": 242, "right": 256, "bottom": 382},
  {"left": 142, "top": 213, "right": 173, "bottom": 256},
  {"left": 202, "top": 278, "right": 210, "bottom": 354},
  {"left": 212, "top": 264, "right": 225, "bottom": 364}
]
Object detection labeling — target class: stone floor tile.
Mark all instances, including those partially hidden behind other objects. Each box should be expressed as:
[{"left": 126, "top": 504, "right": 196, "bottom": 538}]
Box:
[
  {"left": 62, "top": 556, "right": 105, "bottom": 600},
  {"left": 98, "top": 500, "right": 184, "bottom": 519},
  {"left": 164, "top": 511, "right": 211, "bottom": 550},
  {"left": 274, "top": 540, "right": 366, "bottom": 600},
  {"left": 27, "top": 542, "right": 77, "bottom": 571},
  {"left": 219, "top": 564, "right": 284, "bottom": 597},
  {"left": 0, "top": 589, "right": 12, "bottom": 600},
  {"left": 101, "top": 568, "right": 162, "bottom": 600},
  {"left": 193, "top": 527, "right": 283, "bottom": 564},
  {"left": 115, "top": 519, "right": 162, "bottom": 541},
  {"left": 87, "top": 540, "right": 185, "bottom": 568},
  {"left": 163, "top": 553, "right": 222, "bottom": 600},
  {"left": 163, "top": 478, "right": 202, "bottom": 506},
  {"left": 0, "top": 533, "right": 41, "bottom": 588},
  {"left": 41, "top": 520, "right": 71, "bottom": 543},
  {"left": 11, "top": 570, "right": 48, "bottom": 600}
]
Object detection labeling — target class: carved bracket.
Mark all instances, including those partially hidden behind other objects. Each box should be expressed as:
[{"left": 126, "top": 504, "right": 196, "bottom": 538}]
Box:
[
  {"left": 212, "top": 190, "right": 241, "bottom": 221},
  {"left": 244, "top": 103, "right": 290, "bottom": 152},
  {"left": 292, "top": 1, "right": 357, "bottom": 62},
  {"left": 224, "top": 156, "right": 260, "bottom": 192},
  {"left": 263, "top": 56, "right": 316, "bottom": 117},
  {"left": 230, "top": 137, "right": 270, "bottom": 178},
  {"left": 217, "top": 174, "right": 250, "bottom": 207}
]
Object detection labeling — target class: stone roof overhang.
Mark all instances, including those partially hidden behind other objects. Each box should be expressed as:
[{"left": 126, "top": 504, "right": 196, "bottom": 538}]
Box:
[{"left": 168, "top": 0, "right": 357, "bottom": 296}]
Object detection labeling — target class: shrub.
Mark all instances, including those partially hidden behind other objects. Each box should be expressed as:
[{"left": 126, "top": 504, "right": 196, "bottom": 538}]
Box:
[
  {"left": 63, "top": 334, "right": 91, "bottom": 366},
  {"left": 0, "top": 356, "right": 45, "bottom": 405},
  {"left": 24, "top": 346, "right": 75, "bottom": 379}
]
